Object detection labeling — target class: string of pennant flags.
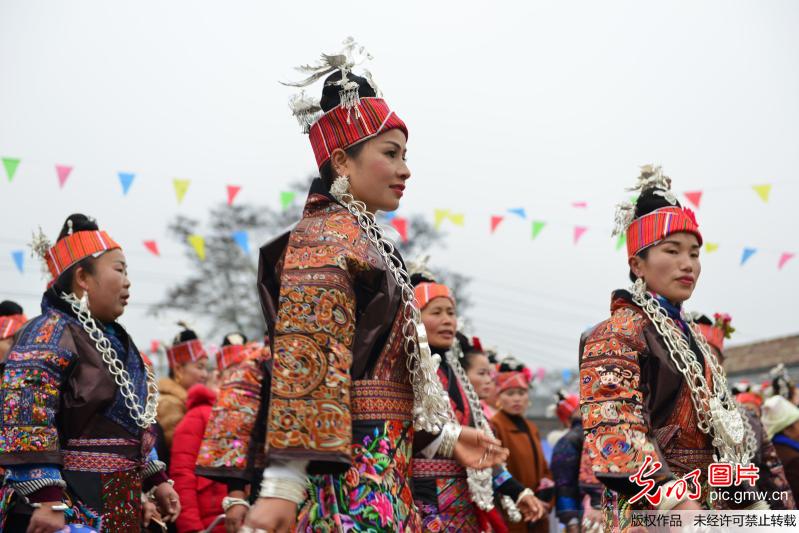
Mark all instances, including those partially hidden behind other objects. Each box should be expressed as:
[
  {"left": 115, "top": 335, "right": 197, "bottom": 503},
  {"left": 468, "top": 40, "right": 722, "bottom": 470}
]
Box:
[{"left": 1, "top": 156, "right": 795, "bottom": 273}]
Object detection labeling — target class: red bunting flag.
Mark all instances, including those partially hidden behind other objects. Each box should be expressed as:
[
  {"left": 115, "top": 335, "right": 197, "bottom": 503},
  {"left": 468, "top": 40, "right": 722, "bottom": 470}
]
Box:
[
  {"left": 490, "top": 215, "right": 504, "bottom": 233},
  {"left": 391, "top": 217, "right": 408, "bottom": 242},
  {"left": 778, "top": 252, "right": 795, "bottom": 270},
  {"left": 573, "top": 226, "right": 588, "bottom": 245},
  {"left": 150, "top": 340, "right": 160, "bottom": 354},
  {"left": 684, "top": 191, "right": 703, "bottom": 209},
  {"left": 143, "top": 240, "right": 160, "bottom": 256},
  {"left": 227, "top": 185, "right": 241, "bottom": 206},
  {"left": 55, "top": 165, "right": 73, "bottom": 188}
]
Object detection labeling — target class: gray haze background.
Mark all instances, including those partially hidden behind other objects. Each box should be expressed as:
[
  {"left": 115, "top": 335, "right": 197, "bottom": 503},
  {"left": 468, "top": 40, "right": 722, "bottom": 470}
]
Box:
[{"left": 1, "top": 0, "right": 797, "bottom": 374}]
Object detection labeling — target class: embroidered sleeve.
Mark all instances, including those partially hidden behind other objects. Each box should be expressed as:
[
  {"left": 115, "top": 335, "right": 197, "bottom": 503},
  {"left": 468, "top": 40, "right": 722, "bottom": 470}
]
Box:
[
  {"left": 265, "top": 210, "right": 367, "bottom": 471},
  {"left": 197, "top": 346, "right": 268, "bottom": 481},
  {"left": 494, "top": 467, "right": 524, "bottom": 500},
  {"left": 4, "top": 465, "right": 66, "bottom": 495},
  {"left": 579, "top": 307, "right": 673, "bottom": 496},
  {"left": 0, "top": 323, "right": 75, "bottom": 466}
]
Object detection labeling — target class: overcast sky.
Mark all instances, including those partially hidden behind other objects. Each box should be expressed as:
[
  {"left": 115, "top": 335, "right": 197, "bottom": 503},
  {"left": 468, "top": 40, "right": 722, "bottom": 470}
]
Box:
[{"left": 1, "top": 0, "right": 797, "bottom": 373}]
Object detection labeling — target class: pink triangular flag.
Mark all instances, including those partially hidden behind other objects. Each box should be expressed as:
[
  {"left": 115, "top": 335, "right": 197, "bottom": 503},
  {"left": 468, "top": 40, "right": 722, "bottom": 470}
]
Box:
[
  {"left": 573, "top": 226, "right": 588, "bottom": 244},
  {"left": 778, "top": 252, "right": 795, "bottom": 270},
  {"left": 55, "top": 165, "right": 73, "bottom": 188},
  {"left": 490, "top": 215, "right": 504, "bottom": 233},
  {"left": 150, "top": 340, "right": 160, "bottom": 354},
  {"left": 227, "top": 185, "right": 241, "bottom": 206},
  {"left": 684, "top": 191, "right": 703, "bottom": 209},
  {"left": 571, "top": 201, "right": 588, "bottom": 208},
  {"left": 391, "top": 217, "right": 408, "bottom": 242},
  {"left": 143, "top": 240, "right": 160, "bottom": 256}
]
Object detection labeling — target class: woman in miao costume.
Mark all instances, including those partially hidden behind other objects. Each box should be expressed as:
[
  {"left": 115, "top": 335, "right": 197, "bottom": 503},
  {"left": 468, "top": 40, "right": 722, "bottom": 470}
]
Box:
[
  {"left": 579, "top": 166, "right": 768, "bottom": 531},
  {"left": 0, "top": 214, "right": 180, "bottom": 532},
  {"left": 240, "top": 38, "right": 508, "bottom": 533},
  {"left": 410, "top": 268, "right": 547, "bottom": 533}
]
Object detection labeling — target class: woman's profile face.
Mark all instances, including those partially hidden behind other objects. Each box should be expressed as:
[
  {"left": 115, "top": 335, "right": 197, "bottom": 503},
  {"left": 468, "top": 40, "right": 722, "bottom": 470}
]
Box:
[
  {"left": 466, "top": 354, "right": 495, "bottom": 400},
  {"left": 176, "top": 357, "right": 209, "bottom": 389},
  {"left": 420, "top": 297, "right": 456, "bottom": 350},
  {"left": 334, "top": 128, "right": 410, "bottom": 213},
  {"left": 629, "top": 232, "right": 701, "bottom": 305},
  {"left": 75, "top": 249, "right": 130, "bottom": 323}
]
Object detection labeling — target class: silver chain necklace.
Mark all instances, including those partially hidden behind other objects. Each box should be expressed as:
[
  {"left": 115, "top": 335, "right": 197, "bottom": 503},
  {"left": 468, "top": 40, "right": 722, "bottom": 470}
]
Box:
[
  {"left": 629, "top": 280, "right": 756, "bottom": 464},
  {"left": 333, "top": 188, "right": 452, "bottom": 434},
  {"left": 445, "top": 342, "right": 523, "bottom": 521},
  {"left": 61, "top": 292, "right": 159, "bottom": 429}
]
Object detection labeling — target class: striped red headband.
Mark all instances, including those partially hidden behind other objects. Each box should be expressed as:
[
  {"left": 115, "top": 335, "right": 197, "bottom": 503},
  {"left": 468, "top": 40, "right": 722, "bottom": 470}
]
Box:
[
  {"left": 166, "top": 339, "right": 207, "bottom": 368},
  {"left": 0, "top": 314, "right": 26, "bottom": 340},
  {"left": 46, "top": 230, "right": 121, "bottom": 280},
  {"left": 626, "top": 206, "right": 702, "bottom": 258},
  {"left": 215, "top": 344, "right": 249, "bottom": 371},
  {"left": 414, "top": 282, "right": 455, "bottom": 310},
  {"left": 309, "top": 97, "right": 408, "bottom": 169},
  {"left": 497, "top": 371, "right": 530, "bottom": 393}
]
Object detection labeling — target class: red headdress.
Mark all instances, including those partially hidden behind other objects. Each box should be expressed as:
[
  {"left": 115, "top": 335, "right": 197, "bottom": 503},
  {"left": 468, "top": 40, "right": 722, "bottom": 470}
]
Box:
[
  {"left": 283, "top": 37, "right": 407, "bottom": 169},
  {"left": 30, "top": 220, "right": 121, "bottom": 284},
  {"left": 613, "top": 165, "right": 702, "bottom": 259}
]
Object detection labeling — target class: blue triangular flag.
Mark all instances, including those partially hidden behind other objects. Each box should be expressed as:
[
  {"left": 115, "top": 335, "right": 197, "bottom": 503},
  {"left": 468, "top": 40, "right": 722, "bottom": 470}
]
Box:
[
  {"left": 118, "top": 172, "right": 135, "bottom": 195},
  {"left": 232, "top": 230, "right": 249, "bottom": 254},
  {"left": 382, "top": 212, "right": 397, "bottom": 221},
  {"left": 11, "top": 250, "right": 24, "bottom": 273},
  {"left": 741, "top": 247, "right": 757, "bottom": 266},
  {"left": 508, "top": 208, "right": 527, "bottom": 219},
  {"left": 562, "top": 368, "right": 572, "bottom": 384}
]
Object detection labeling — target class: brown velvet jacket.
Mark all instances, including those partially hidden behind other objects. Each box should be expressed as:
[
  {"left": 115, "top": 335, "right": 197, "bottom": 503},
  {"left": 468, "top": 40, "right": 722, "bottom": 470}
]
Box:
[{"left": 491, "top": 410, "right": 553, "bottom": 533}]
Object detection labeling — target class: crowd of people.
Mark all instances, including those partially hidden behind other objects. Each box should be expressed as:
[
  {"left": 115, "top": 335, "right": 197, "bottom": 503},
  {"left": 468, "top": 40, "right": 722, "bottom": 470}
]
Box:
[{"left": 2, "top": 38, "right": 799, "bottom": 533}]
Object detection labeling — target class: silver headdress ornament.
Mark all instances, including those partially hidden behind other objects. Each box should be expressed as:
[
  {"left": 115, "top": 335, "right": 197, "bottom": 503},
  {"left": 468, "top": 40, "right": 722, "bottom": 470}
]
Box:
[
  {"left": 612, "top": 164, "right": 677, "bottom": 236},
  {"left": 406, "top": 254, "right": 436, "bottom": 282},
  {"left": 29, "top": 226, "right": 52, "bottom": 279},
  {"left": 282, "top": 37, "right": 377, "bottom": 128}
]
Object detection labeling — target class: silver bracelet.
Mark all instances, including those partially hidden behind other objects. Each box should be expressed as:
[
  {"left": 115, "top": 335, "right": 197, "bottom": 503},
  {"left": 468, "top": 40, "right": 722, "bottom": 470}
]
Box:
[
  {"left": 438, "top": 422, "right": 461, "bottom": 458},
  {"left": 516, "top": 487, "right": 535, "bottom": 506},
  {"left": 258, "top": 477, "right": 306, "bottom": 504},
  {"left": 221, "top": 496, "right": 251, "bottom": 512},
  {"left": 29, "top": 502, "right": 69, "bottom": 512}
]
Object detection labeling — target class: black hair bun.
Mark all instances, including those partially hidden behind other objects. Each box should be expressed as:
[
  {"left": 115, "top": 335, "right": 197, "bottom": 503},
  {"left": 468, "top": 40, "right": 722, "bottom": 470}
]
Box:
[
  {"left": 173, "top": 323, "right": 199, "bottom": 345},
  {"left": 410, "top": 272, "right": 436, "bottom": 287},
  {"left": 319, "top": 71, "right": 376, "bottom": 113},
  {"left": 693, "top": 314, "right": 713, "bottom": 326},
  {"left": 634, "top": 188, "right": 682, "bottom": 218},
  {"left": 498, "top": 357, "right": 526, "bottom": 373},
  {"left": 57, "top": 214, "right": 99, "bottom": 241},
  {"left": 222, "top": 332, "right": 248, "bottom": 346},
  {"left": 0, "top": 300, "right": 23, "bottom": 316}
]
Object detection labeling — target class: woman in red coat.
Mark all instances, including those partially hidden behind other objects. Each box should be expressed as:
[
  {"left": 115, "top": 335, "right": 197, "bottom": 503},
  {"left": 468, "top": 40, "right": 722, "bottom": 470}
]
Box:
[{"left": 170, "top": 381, "right": 227, "bottom": 532}]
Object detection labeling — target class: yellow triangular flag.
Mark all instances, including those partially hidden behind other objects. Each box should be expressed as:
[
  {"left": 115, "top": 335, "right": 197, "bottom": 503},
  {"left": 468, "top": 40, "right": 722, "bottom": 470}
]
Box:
[
  {"left": 173, "top": 179, "right": 191, "bottom": 204},
  {"left": 752, "top": 184, "right": 771, "bottom": 203},
  {"left": 433, "top": 209, "right": 450, "bottom": 230},
  {"left": 705, "top": 243, "right": 719, "bottom": 253},
  {"left": 187, "top": 234, "right": 205, "bottom": 261},
  {"left": 448, "top": 213, "right": 465, "bottom": 227}
]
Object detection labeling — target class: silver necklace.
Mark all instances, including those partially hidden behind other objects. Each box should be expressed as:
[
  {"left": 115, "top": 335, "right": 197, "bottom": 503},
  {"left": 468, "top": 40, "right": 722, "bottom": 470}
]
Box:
[
  {"left": 629, "top": 280, "right": 756, "bottom": 464},
  {"left": 61, "top": 292, "right": 159, "bottom": 429},
  {"left": 446, "top": 342, "right": 522, "bottom": 521},
  {"left": 333, "top": 187, "right": 452, "bottom": 434}
]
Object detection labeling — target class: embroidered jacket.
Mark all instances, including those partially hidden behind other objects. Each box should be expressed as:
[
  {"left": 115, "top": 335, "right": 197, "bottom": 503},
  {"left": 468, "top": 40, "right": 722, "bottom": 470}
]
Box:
[
  {"left": 0, "top": 291, "right": 165, "bottom": 531},
  {"left": 579, "top": 290, "right": 772, "bottom": 528}
]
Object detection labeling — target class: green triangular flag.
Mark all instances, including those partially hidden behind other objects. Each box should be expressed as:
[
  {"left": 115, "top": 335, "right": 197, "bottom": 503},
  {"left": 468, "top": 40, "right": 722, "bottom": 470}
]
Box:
[
  {"left": 2, "top": 158, "right": 20, "bottom": 182},
  {"left": 280, "top": 191, "right": 296, "bottom": 211},
  {"left": 531, "top": 220, "right": 546, "bottom": 239},
  {"left": 615, "top": 233, "right": 626, "bottom": 251}
]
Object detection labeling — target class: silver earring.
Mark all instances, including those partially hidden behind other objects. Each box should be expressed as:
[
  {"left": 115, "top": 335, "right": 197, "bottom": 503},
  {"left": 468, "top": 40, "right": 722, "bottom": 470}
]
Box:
[
  {"left": 79, "top": 290, "right": 90, "bottom": 314},
  {"left": 330, "top": 175, "right": 350, "bottom": 201},
  {"left": 632, "top": 277, "right": 646, "bottom": 297}
]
